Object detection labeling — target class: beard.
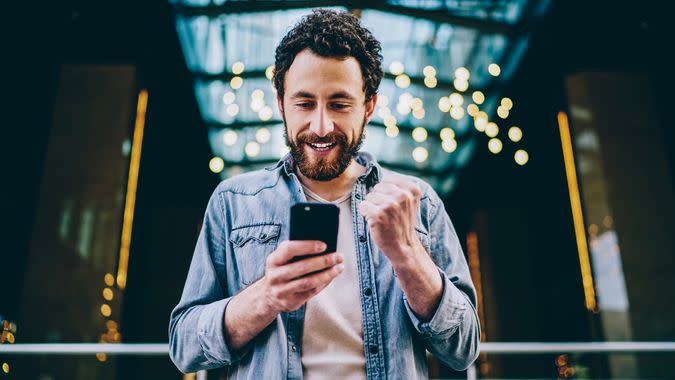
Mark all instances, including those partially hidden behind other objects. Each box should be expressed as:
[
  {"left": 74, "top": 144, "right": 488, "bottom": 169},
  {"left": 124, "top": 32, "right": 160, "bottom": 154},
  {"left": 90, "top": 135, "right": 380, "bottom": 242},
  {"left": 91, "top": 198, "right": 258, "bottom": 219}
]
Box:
[{"left": 284, "top": 115, "right": 367, "bottom": 181}]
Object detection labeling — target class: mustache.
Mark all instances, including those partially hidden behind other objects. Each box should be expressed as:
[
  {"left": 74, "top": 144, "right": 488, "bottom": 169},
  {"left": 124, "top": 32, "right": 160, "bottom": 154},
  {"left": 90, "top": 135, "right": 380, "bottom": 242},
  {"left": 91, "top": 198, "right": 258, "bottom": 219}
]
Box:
[{"left": 296, "top": 132, "right": 348, "bottom": 145}]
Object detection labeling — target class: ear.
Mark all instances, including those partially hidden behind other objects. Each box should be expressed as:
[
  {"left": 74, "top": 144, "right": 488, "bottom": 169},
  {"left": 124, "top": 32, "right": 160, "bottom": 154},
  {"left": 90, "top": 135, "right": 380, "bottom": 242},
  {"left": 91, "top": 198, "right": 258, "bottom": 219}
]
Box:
[
  {"left": 276, "top": 94, "right": 284, "bottom": 119},
  {"left": 364, "top": 93, "right": 378, "bottom": 124}
]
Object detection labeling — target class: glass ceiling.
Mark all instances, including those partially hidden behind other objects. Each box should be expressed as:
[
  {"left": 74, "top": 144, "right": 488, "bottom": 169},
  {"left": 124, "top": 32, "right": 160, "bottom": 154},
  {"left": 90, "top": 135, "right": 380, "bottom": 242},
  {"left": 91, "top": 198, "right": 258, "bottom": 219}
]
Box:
[{"left": 170, "top": 0, "right": 552, "bottom": 195}]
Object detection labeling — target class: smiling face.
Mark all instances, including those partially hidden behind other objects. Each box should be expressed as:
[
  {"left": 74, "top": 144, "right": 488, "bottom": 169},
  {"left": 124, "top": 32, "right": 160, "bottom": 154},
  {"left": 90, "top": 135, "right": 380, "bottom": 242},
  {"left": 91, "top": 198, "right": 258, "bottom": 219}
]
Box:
[{"left": 278, "top": 49, "right": 376, "bottom": 181}]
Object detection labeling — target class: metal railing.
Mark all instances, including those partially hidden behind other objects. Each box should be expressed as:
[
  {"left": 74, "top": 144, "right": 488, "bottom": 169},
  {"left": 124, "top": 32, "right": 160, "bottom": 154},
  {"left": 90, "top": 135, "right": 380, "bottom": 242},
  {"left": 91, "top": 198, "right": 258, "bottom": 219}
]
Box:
[{"left": 2, "top": 342, "right": 675, "bottom": 379}]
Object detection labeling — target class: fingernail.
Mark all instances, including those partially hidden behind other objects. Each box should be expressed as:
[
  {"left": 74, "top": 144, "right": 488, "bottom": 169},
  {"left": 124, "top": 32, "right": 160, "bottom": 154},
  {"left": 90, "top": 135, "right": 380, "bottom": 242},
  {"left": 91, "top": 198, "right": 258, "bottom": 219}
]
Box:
[
  {"left": 317, "top": 242, "right": 327, "bottom": 251},
  {"left": 336, "top": 264, "right": 344, "bottom": 272},
  {"left": 336, "top": 253, "right": 344, "bottom": 263}
]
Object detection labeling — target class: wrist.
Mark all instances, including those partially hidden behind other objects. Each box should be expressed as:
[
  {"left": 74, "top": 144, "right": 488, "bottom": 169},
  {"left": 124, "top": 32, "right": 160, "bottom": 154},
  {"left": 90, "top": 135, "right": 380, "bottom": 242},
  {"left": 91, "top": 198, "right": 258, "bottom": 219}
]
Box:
[
  {"left": 254, "top": 277, "right": 281, "bottom": 317},
  {"left": 391, "top": 237, "right": 428, "bottom": 275}
]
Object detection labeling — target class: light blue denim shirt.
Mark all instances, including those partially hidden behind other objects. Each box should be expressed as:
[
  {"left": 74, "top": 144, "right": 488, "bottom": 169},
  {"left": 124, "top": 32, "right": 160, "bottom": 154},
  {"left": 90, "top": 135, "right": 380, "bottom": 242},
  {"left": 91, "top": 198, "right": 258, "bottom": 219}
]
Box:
[{"left": 169, "top": 151, "right": 480, "bottom": 379}]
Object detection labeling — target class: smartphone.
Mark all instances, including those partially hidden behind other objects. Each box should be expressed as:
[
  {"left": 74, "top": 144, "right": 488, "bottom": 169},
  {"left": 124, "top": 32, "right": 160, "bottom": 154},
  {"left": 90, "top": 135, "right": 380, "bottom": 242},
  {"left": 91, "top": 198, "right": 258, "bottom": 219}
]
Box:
[{"left": 289, "top": 202, "right": 339, "bottom": 262}]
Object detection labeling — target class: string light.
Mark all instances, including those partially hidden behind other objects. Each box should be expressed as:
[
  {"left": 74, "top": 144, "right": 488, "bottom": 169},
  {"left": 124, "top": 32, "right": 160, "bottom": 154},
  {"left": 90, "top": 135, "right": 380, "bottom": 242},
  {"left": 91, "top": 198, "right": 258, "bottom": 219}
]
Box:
[
  {"left": 472, "top": 91, "right": 485, "bottom": 105},
  {"left": 466, "top": 104, "right": 479, "bottom": 117},
  {"left": 501, "top": 97, "right": 513, "bottom": 110},
  {"left": 449, "top": 93, "right": 463, "bottom": 106},
  {"left": 231, "top": 61, "right": 245, "bottom": 75},
  {"left": 222, "top": 91, "right": 235, "bottom": 105},
  {"left": 412, "top": 108, "right": 426, "bottom": 119},
  {"left": 378, "top": 95, "right": 389, "bottom": 107},
  {"left": 223, "top": 130, "right": 238, "bottom": 145},
  {"left": 258, "top": 106, "right": 273, "bottom": 121},
  {"left": 383, "top": 115, "right": 397, "bottom": 128},
  {"left": 385, "top": 125, "right": 399, "bottom": 137},
  {"left": 230, "top": 76, "right": 243, "bottom": 89},
  {"left": 497, "top": 106, "right": 509, "bottom": 119},
  {"left": 395, "top": 74, "right": 411, "bottom": 88},
  {"left": 515, "top": 149, "right": 529, "bottom": 165},
  {"left": 450, "top": 106, "right": 464, "bottom": 120},
  {"left": 454, "top": 67, "right": 470, "bottom": 81},
  {"left": 440, "top": 127, "right": 455, "bottom": 140},
  {"left": 245, "top": 141, "right": 260, "bottom": 157},
  {"left": 486, "top": 122, "right": 499, "bottom": 137},
  {"left": 226, "top": 104, "right": 239, "bottom": 116},
  {"left": 488, "top": 63, "right": 501, "bottom": 76},
  {"left": 423, "top": 76, "right": 437, "bottom": 88},
  {"left": 389, "top": 61, "right": 404, "bottom": 75},
  {"left": 209, "top": 157, "right": 224, "bottom": 173},
  {"left": 488, "top": 138, "right": 503, "bottom": 154},
  {"left": 412, "top": 147, "right": 428, "bottom": 162},
  {"left": 423, "top": 65, "right": 436, "bottom": 77},
  {"left": 438, "top": 97, "right": 451, "bottom": 112},
  {"left": 265, "top": 64, "right": 275, "bottom": 80},
  {"left": 453, "top": 78, "right": 469, "bottom": 92},
  {"left": 256, "top": 127, "right": 271, "bottom": 144},
  {"left": 442, "top": 139, "right": 457, "bottom": 153},
  {"left": 412, "top": 127, "right": 428, "bottom": 142},
  {"left": 508, "top": 126, "right": 523, "bottom": 142}
]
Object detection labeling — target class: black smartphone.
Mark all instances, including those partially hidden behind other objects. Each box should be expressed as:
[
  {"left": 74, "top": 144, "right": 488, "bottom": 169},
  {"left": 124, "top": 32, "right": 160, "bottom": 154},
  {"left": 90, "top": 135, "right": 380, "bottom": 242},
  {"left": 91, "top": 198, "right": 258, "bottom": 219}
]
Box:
[{"left": 289, "top": 202, "right": 339, "bottom": 262}]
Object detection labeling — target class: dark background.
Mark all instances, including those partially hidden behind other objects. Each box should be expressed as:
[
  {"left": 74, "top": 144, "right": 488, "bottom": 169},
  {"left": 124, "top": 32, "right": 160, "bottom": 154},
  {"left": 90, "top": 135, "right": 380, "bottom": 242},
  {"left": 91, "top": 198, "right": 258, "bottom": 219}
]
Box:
[{"left": 2, "top": 0, "right": 672, "bottom": 378}]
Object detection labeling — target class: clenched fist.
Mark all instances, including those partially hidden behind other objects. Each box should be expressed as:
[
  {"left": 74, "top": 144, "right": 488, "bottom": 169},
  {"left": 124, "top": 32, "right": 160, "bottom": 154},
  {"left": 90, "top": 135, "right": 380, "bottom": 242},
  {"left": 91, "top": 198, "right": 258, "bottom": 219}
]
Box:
[{"left": 358, "top": 174, "right": 424, "bottom": 266}]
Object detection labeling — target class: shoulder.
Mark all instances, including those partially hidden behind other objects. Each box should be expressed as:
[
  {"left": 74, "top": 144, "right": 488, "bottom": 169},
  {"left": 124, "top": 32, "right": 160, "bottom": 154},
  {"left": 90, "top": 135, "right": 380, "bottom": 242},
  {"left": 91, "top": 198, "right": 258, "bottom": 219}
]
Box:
[{"left": 213, "top": 167, "right": 283, "bottom": 196}]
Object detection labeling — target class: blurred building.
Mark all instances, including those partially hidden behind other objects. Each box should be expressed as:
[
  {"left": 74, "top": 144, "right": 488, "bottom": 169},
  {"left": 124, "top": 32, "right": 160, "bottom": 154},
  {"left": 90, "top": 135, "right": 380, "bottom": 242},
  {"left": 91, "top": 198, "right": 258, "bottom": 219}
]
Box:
[{"left": 2, "top": 0, "right": 673, "bottom": 379}]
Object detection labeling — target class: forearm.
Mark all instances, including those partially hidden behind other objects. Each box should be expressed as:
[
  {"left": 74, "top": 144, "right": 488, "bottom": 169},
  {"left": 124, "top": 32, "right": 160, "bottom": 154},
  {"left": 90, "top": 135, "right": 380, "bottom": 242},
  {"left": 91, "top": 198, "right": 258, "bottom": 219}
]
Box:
[
  {"left": 224, "top": 279, "right": 278, "bottom": 350},
  {"left": 392, "top": 239, "right": 444, "bottom": 321}
]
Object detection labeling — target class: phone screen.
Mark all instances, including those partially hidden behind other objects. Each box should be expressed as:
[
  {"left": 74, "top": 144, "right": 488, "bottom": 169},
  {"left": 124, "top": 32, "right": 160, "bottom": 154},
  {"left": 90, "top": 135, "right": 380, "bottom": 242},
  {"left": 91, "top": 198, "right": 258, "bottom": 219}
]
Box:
[{"left": 289, "top": 202, "right": 339, "bottom": 262}]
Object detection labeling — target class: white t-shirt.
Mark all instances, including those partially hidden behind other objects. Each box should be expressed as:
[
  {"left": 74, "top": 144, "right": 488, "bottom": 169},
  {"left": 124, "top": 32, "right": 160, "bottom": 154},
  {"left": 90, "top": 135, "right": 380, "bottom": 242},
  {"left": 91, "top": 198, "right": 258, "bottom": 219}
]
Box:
[{"left": 300, "top": 185, "right": 366, "bottom": 380}]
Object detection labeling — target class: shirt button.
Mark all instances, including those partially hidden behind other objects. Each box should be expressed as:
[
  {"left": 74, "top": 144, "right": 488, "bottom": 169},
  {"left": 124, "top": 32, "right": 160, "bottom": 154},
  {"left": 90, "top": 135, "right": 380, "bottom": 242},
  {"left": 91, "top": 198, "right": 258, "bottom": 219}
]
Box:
[
  {"left": 369, "top": 345, "right": 378, "bottom": 354},
  {"left": 364, "top": 288, "right": 372, "bottom": 296},
  {"left": 291, "top": 345, "right": 297, "bottom": 352},
  {"left": 359, "top": 235, "right": 367, "bottom": 243}
]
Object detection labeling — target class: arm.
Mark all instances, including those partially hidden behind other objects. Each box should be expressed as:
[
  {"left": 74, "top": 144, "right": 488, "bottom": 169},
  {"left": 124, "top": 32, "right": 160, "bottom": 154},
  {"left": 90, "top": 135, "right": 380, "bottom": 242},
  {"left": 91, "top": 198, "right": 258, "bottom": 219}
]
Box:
[
  {"left": 359, "top": 175, "right": 480, "bottom": 370},
  {"left": 169, "top": 189, "right": 344, "bottom": 373},
  {"left": 401, "top": 191, "right": 481, "bottom": 371}
]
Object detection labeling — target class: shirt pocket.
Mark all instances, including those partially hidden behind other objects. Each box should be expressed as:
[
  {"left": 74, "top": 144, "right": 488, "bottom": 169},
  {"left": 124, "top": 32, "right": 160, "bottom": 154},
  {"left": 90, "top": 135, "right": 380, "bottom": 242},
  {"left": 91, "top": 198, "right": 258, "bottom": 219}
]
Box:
[{"left": 229, "top": 223, "right": 281, "bottom": 285}]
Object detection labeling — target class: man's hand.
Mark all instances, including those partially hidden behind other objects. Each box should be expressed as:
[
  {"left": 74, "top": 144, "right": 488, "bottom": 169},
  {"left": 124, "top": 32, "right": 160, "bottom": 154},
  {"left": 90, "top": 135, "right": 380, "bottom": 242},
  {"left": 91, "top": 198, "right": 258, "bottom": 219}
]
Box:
[
  {"left": 225, "top": 240, "right": 343, "bottom": 350},
  {"left": 358, "top": 174, "right": 443, "bottom": 321},
  {"left": 261, "top": 240, "right": 344, "bottom": 313},
  {"left": 358, "top": 174, "right": 424, "bottom": 266}
]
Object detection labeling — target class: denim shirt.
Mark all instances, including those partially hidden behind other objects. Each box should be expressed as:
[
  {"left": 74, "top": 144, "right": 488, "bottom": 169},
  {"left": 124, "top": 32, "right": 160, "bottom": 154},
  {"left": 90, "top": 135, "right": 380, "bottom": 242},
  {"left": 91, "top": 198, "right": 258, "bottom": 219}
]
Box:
[{"left": 169, "top": 151, "right": 480, "bottom": 379}]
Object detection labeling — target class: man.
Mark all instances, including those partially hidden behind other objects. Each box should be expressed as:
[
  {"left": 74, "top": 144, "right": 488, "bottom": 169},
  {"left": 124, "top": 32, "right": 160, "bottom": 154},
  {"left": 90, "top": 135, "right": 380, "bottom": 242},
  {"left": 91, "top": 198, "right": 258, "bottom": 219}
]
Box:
[{"left": 169, "top": 9, "right": 480, "bottom": 379}]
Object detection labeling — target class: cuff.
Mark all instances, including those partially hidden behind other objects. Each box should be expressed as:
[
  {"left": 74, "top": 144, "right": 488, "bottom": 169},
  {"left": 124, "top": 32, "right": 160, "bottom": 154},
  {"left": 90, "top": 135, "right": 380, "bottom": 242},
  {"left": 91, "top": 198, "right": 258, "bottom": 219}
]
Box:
[
  {"left": 404, "top": 268, "right": 469, "bottom": 338},
  {"left": 196, "top": 297, "right": 250, "bottom": 365}
]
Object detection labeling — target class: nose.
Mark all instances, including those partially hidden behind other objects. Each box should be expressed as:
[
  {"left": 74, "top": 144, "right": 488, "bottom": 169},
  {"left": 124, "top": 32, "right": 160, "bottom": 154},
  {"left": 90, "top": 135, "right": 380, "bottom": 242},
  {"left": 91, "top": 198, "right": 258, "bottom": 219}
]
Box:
[{"left": 308, "top": 104, "right": 334, "bottom": 137}]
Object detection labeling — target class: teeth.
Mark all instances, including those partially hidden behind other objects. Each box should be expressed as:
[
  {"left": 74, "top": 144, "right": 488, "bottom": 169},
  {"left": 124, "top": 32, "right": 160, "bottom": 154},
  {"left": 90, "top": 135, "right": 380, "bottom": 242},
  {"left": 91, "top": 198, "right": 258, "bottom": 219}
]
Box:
[{"left": 311, "top": 143, "right": 333, "bottom": 148}]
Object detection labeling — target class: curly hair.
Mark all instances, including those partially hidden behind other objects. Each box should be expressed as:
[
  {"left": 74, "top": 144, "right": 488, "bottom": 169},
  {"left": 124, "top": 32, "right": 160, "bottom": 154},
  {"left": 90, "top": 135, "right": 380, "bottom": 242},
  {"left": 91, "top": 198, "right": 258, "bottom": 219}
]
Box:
[{"left": 273, "top": 9, "right": 384, "bottom": 103}]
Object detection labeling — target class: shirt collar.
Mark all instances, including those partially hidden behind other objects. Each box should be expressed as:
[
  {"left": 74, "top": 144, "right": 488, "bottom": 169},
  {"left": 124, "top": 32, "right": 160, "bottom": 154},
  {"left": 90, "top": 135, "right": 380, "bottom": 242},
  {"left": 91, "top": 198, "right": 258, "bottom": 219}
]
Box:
[{"left": 265, "top": 150, "right": 382, "bottom": 184}]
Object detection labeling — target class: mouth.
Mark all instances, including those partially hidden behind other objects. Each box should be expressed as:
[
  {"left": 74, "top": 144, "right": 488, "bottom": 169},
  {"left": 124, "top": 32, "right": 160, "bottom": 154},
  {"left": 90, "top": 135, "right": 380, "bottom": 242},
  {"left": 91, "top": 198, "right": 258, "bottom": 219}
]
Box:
[{"left": 307, "top": 142, "right": 337, "bottom": 153}]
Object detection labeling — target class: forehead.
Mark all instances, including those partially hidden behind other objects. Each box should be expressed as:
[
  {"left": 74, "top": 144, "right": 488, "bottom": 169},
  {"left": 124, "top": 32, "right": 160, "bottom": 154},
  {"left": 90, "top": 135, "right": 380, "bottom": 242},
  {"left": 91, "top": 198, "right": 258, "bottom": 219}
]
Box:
[{"left": 284, "top": 48, "right": 364, "bottom": 99}]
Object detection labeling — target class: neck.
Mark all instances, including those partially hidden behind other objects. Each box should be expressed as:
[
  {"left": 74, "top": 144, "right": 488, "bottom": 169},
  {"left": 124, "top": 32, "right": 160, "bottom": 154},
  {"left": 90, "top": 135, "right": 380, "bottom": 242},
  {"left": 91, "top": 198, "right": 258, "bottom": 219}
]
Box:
[{"left": 296, "top": 159, "right": 366, "bottom": 202}]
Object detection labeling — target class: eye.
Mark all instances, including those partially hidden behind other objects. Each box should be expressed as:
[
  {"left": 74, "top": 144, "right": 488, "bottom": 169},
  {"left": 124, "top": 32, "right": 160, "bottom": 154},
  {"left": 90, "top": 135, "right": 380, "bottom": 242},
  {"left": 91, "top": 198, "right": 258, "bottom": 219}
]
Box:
[
  {"left": 331, "top": 103, "right": 350, "bottom": 110},
  {"left": 296, "top": 102, "right": 314, "bottom": 109}
]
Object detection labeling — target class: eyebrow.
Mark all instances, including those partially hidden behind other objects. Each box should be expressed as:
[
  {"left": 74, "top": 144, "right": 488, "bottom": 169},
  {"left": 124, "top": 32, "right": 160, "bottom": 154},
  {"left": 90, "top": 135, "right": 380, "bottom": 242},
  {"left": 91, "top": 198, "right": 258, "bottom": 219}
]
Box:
[{"left": 289, "top": 90, "right": 357, "bottom": 101}]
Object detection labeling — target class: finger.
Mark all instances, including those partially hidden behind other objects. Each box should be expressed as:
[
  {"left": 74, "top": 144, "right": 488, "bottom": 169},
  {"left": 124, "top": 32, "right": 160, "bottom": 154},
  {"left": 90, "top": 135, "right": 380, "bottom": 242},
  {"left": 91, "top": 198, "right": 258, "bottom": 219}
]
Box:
[
  {"left": 364, "top": 191, "right": 396, "bottom": 206},
  {"left": 273, "top": 252, "right": 344, "bottom": 282},
  {"left": 371, "top": 182, "right": 400, "bottom": 195},
  {"left": 268, "top": 240, "right": 327, "bottom": 266},
  {"left": 358, "top": 200, "right": 381, "bottom": 218},
  {"left": 278, "top": 263, "right": 344, "bottom": 294},
  {"left": 381, "top": 175, "right": 421, "bottom": 198}
]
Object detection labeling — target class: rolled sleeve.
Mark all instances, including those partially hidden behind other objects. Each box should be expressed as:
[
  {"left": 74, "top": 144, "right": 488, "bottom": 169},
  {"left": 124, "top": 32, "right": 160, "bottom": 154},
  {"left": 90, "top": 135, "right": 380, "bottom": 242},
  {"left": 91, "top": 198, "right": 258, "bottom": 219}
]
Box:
[
  {"left": 404, "top": 268, "right": 469, "bottom": 338},
  {"left": 196, "top": 297, "right": 238, "bottom": 364}
]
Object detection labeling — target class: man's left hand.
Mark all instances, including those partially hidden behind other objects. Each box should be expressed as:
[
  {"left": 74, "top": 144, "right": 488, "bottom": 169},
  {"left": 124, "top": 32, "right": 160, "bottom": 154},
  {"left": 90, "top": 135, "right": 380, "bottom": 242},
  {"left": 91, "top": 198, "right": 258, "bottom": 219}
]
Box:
[{"left": 358, "top": 174, "right": 424, "bottom": 267}]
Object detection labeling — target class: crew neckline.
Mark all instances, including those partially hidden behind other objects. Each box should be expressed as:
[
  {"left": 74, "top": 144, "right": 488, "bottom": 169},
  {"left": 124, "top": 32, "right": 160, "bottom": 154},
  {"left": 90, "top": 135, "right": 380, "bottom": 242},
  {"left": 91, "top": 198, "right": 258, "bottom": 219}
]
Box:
[{"left": 301, "top": 184, "right": 351, "bottom": 205}]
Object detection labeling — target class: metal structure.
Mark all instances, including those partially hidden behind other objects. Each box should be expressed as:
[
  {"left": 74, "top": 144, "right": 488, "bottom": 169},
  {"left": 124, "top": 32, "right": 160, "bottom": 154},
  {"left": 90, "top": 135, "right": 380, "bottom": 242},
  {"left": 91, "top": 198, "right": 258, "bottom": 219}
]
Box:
[{"left": 169, "top": 0, "right": 551, "bottom": 195}]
